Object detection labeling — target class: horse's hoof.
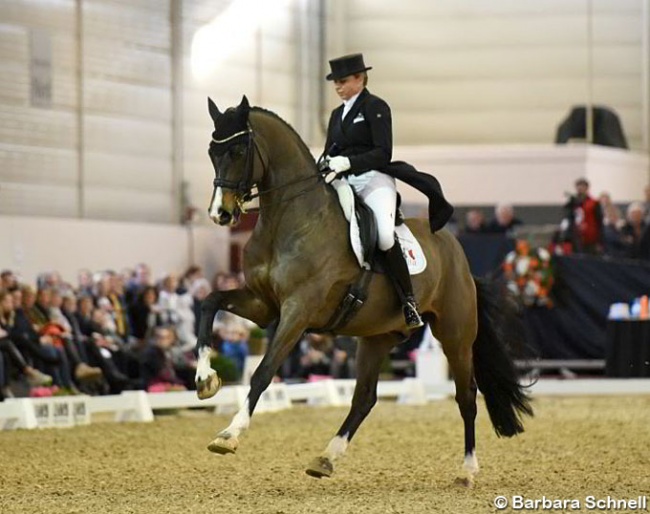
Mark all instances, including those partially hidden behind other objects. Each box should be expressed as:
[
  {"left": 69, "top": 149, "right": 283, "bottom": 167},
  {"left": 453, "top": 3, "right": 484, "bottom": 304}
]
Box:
[
  {"left": 207, "top": 436, "right": 238, "bottom": 455},
  {"left": 305, "top": 456, "right": 334, "bottom": 478},
  {"left": 196, "top": 373, "right": 221, "bottom": 400}
]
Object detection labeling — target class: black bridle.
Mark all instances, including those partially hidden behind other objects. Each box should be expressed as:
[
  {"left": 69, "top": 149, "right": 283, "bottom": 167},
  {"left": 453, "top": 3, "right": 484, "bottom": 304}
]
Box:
[{"left": 209, "top": 123, "right": 331, "bottom": 207}]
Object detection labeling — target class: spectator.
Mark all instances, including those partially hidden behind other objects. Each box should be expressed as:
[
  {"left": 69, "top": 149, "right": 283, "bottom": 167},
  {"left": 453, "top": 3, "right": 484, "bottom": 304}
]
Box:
[
  {"left": 125, "top": 263, "right": 153, "bottom": 307},
  {"left": 29, "top": 287, "right": 102, "bottom": 385},
  {"left": 462, "top": 209, "right": 487, "bottom": 234},
  {"left": 13, "top": 286, "right": 77, "bottom": 391},
  {"left": 106, "top": 271, "right": 130, "bottom": 341},
  {"left": 62, "top": 294, "right": 130, "bottom": 394},
  {"left": 599, "top": 192, "right": 625, "bottom": 256},
  {"left": 77, "top": 269, "right": 94, "bottom": 297},
  {"left": 565, "top": 178, "right": 603, "bottom": 254},
  {"left": 1, "top": 290, "right": 53, "bottom": 397},
  {"left": 620, "top": 202, "right": 649, "bottom": 259},
  {"left": 139, "top": 325, "right": 186, "bottom": 391},
  {"left": 643, "top": 184, "right": 650, "bottom": 225},
  {"left": 220, "top": 323, "right": 249, "bottom": 380},
  {"left": 1, "top": 270, "right": 18, "bottom": 291},
  {"left": 180, "top": 265, "right": 203, "bottom": 294},
  {"left": 189, "top": 278, "right": 211, "bottom": 337},
  {"left": 298, "top": 333, "right": 334, "bottom": 379},
  {"left": 158, "top": 273, "right": 196, "bottom": 349},
  {"left": 485, "top": 204, "right": 522, "bottom": 236},
  {"left": 128, "top": 286, "right": 161, "bottom": 341},
  {"left": 330, "top": 336, "right": 357, "bottom": 379}
]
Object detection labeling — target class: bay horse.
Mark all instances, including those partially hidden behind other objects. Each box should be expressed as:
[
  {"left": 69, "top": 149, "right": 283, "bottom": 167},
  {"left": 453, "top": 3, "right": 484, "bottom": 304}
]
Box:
[{"left": 194, "top": 95, "right": 532, "bottom": 484}]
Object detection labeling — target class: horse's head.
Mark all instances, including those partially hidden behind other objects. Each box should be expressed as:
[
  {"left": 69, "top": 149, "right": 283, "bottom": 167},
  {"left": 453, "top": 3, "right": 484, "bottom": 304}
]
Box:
[{"left": 206, "top": 95, "right": 264, "bottom": 226}]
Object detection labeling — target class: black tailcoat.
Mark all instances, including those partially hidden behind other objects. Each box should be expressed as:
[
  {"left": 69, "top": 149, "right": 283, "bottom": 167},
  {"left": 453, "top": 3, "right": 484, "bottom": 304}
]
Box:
[{"left": 324, "top": 88, "right": 453, "bottom": 232}]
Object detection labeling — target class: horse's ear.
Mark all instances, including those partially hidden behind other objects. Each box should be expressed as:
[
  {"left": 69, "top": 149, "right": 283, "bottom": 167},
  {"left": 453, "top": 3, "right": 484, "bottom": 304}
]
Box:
[
  {"left": 239, "top": 95, "right": 250, "bottom": 113},
  {"left": 207, "top": 97, "right": 221, "bottom": 121}
]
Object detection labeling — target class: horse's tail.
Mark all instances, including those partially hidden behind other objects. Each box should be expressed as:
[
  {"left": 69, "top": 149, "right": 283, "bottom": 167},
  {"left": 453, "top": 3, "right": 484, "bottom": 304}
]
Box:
[{"left": 472, "top": 277, "right": 533, "bottom": 437}]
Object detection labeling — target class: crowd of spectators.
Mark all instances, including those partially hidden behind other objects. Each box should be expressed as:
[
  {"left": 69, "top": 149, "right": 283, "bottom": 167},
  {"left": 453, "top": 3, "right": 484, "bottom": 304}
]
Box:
[
  {"left": 0, "top": 265, "right": 361, "bottom": 401},
  {"left": 556, "top": 179, "right": 650, "bottom": 259},
  {"left": 457, "top": 180, "right": 650, "bottom": 261}
]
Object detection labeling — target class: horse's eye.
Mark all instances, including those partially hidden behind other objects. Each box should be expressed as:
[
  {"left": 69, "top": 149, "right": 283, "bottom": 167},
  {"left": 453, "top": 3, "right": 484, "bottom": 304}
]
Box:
[{"left": 229, "top": 145, "right": 245, "bottom": 158}]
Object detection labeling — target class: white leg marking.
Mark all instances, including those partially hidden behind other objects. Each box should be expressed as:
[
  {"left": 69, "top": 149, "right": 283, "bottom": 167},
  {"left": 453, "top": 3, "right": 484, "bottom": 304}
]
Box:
[
  {"left": 322, "top": 434, "right": 349, "bottom": 462},
  {"left": 195, "top": 346, "right": 216, "bottom": 382},
  {"left": 223, "top": 399, "right": 250, "bottom": 439},
  {"left": 463, "top": 451, "right": 479, "bottom": 475},
  {"left": 209, "top": 187, "right": 223, "bottom": 221}
]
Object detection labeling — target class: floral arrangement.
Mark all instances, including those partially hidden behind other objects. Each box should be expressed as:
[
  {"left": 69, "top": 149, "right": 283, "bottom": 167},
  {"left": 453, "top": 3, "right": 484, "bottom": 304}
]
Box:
[{"left": 502, "top": 240, "right": 555, "bottom": 308}]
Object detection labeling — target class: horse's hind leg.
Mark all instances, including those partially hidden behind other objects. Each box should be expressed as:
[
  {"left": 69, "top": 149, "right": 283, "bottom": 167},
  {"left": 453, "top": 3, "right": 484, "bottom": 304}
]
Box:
[
  {"left": 426, "top": 312, "right": 479, "bottom": 487},
  {"left": 306, "top": 335, "right": 397, "bottom": 478}
]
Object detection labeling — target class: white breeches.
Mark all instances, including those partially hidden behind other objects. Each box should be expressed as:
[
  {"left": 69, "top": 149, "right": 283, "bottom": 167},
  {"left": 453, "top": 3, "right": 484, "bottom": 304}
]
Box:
[{"left": 347, "top": 170, "right": 397, "bottom": 251}]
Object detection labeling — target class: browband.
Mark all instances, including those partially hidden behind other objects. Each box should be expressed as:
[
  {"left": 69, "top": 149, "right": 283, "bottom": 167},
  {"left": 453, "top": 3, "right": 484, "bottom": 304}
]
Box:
[{"left": 212, "top": 129, "right": 250, "bottom": 144}]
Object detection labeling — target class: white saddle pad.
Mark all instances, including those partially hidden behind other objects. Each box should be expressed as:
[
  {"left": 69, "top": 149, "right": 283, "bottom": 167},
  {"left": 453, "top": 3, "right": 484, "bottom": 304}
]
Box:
[{"left": 331, "top": 180, "right": 427, "bottom": 275}]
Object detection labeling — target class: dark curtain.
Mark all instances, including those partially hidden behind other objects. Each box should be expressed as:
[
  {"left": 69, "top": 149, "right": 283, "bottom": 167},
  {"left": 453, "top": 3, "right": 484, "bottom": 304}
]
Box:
[
  {"left": 458, "top": 234, "right": 650, "bottom": 359},
  {"left": 527, "top": 255, "right": 650, "bottom": 358}
]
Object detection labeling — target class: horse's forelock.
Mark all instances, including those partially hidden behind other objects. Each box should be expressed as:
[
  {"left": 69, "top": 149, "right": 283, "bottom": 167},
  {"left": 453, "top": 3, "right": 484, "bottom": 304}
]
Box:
[{"left": 213, "top": 107, "right": 248, "bottom": 141}]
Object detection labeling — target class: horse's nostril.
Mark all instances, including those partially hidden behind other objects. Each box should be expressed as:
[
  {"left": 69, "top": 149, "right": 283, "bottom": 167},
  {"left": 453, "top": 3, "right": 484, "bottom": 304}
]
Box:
[{"left": 218, "top": 209, "right": 232, "bottom": 224}]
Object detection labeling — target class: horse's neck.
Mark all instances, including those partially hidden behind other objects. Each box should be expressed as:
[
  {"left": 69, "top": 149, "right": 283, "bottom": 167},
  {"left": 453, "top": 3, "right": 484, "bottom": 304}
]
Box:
[{"left": 254, "top": 114, "right": 334, "bottom": 219}]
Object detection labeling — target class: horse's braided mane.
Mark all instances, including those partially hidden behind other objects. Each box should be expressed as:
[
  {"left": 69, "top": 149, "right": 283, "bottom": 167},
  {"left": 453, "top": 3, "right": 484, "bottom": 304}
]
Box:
[{"left": 250, "top": 106, "right": 317, "bottom": 167}]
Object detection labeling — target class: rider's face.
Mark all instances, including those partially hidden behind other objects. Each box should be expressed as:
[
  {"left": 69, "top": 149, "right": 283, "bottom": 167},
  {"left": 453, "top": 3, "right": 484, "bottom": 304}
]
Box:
[{"left": 333, "top": 74, "right": 364, "bottom": 101}]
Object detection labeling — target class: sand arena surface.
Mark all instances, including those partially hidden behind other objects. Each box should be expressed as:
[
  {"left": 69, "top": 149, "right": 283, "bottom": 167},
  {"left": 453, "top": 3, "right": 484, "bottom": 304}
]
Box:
[{"left": 1, "top": 396, "right": 649, "bottom": 514}]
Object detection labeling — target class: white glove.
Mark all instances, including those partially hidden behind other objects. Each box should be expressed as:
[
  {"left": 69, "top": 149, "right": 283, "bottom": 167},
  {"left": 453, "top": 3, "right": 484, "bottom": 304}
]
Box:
[{"left": 327, "top": 155, "right": 351, "bottom": 174}]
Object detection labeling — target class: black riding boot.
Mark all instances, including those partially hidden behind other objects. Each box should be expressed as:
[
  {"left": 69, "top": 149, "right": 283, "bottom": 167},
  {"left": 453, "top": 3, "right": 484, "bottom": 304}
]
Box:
[{"left": 384, "top": 244, "right": 424, "bottom": 328}]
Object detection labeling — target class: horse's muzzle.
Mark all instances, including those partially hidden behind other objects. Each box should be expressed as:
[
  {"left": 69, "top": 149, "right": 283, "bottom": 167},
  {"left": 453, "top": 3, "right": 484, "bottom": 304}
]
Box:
[{"left": 211, "top": 207, "right": 240, "bottom": 226}]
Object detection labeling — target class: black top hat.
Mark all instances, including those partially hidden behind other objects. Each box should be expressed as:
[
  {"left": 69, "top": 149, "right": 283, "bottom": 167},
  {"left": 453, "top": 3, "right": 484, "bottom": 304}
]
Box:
[{"left": 326, "top": 53, "right": 372, "bottom": 81}]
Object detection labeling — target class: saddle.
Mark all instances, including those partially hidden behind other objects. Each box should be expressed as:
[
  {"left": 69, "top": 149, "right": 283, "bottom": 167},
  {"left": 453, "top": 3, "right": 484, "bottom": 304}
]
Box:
[{"left": 331, "top": 180, "right": 427, "bottom": 274}]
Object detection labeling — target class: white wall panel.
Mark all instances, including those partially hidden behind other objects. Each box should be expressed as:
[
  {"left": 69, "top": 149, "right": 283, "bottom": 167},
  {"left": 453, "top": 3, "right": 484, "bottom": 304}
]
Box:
[
  {"left": 338, "top": 0, "right": 646, "bottom": 148},
  {"left": 0, "top": 143, "right": 77, "bottom": 185},
  {"left": 83, "top": 115, "right": 171, "bottom": 156},
  {"left": 80, "top": 0, "right": 173, "bottom": 222},
  {"left": 83, "top": 153, "right": 172, "bottom": 191},
  {"left": 83, "top": 188, "right": 171, "bottom": 221},
  {"left": 181, "top": 0, "right": 302, "bottom": 215},
  {"left": 0, "top": 215, "right": 230, "bottom": 286},
  {"left": 84, "top": 80, "right": 172, "bottom": 121},
  {"left": 0, "top": 183, "right": 78, "bottom": 218}
]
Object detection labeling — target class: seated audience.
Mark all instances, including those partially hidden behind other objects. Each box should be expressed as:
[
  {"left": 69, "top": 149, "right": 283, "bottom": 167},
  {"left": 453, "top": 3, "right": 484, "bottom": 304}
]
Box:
[
  {"left": 462, "top": 209, "right": 487, "bottom": 234},
  {"left": 331, "top": 336, "right": 357, "bottom": 379},
  {"left": 485, "top": 204, "right": 522, "bottom": 236},
  {"left": 13, "top": 286, "right": 77, "bottom": 391},
  {"left": 157, "top": 273, "right": 196, "bottom": 349},
  {"left": 298, "top": 333, "right": 334, "bottom": 379},
  {"left": 139, "top": 325, "right": 186, "bottom": 391},
  {"left": 219, "top": 323, "right": 250, "bottom": 380},
  {"left": 128, "top": 286, "right": 161, "bottom": 341},
  {"left": 1, "top": 290, "right": 53, "bottom": 398},
  {"left": 620, "top": 202, "right": 649, "bottom": 259},
  {"left": 28, "top": 287, "right": 102, "bottom": 385},
  {"left": 599, "top": 192, "right": 625, "bottom": 256}
]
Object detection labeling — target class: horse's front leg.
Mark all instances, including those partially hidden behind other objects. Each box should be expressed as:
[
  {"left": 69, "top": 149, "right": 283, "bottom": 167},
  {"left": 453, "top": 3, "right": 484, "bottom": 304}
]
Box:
[
  {"left": 195, "top": 287, "right": 273, "bottom": 399},
  {"left": 207, "top": 300, "right": 307, "bottom": 455}
]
